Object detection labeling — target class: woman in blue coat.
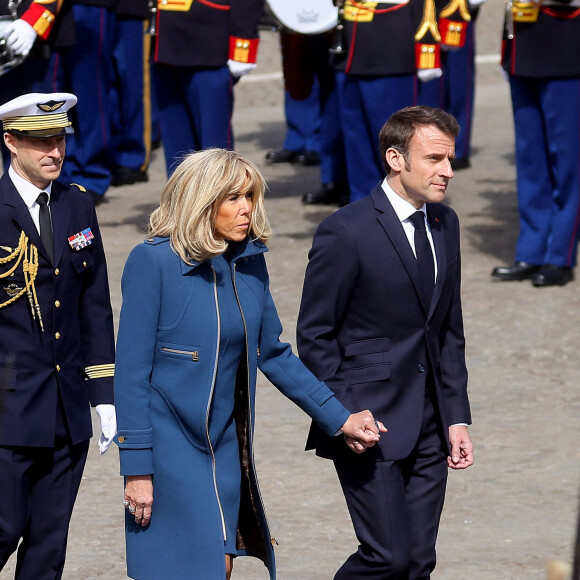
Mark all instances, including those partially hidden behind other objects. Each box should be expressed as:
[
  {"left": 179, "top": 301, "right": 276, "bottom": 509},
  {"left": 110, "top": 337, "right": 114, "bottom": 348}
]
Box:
[{"left": 114, "top": 149, "right": 385, "bottom": 580}]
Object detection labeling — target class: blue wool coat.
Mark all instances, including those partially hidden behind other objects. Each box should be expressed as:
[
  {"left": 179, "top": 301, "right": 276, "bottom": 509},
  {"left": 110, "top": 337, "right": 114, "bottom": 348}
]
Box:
[{"left": 114, "top": 237, "right": 350, "bottom": 580}]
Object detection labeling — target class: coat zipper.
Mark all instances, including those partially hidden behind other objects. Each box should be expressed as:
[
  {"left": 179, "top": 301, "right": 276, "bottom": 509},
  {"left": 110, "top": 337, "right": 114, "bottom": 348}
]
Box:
[
  {"left": 207, "top": 266, "right": 227, "bottom": 541},
  {"left": 232, "top": 262, "right": 276, "bottom": 546},
  {"left": 160, "top": 347, "right": 199, "bottom": 361}
]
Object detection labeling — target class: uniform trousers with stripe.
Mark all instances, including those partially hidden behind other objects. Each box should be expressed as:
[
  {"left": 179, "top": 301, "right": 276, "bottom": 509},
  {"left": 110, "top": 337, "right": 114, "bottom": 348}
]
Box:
[{"left": 510, "top": 74, "right": 580, "bottom": 267}]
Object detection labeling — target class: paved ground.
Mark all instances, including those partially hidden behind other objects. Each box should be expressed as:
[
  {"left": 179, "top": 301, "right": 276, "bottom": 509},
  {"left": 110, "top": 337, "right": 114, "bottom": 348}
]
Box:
[{"left": 3, "top": 3, "right": 580, "bottom": 578}]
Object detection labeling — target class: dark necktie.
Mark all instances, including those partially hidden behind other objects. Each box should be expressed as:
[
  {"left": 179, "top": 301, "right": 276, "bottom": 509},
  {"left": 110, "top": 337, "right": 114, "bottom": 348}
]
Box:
[
  {"left": 409, "top": 211, "right": 435, "bottom": 306},
  {"left": 36, "top": 192, "right": 54, "bottom": 264}
]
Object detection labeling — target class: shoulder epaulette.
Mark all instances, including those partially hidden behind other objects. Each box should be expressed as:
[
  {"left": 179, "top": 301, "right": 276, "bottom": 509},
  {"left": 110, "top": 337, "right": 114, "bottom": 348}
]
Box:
[{"left": 70, "top": 183, "right": 87, "bottom": 192}]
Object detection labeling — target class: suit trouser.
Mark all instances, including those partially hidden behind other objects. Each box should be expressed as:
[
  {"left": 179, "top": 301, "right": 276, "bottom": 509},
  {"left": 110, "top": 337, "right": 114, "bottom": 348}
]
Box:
[
  {"left": 333, "top": 393, "right": 447, "bottom": 580},
  {"left": 510, "top": 74, "right": 580, "bottom": 267},
  {"left": 0, "top": 396, "right": 89, "bottom": 580}
]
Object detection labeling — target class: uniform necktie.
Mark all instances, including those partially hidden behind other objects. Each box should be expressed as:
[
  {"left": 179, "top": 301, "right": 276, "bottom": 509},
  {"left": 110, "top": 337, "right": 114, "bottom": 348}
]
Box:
[
  {"left": 37, "top": 192, "right": 54, "bottom": 264},
  {"left": 409, "top": 211, "right": 435, "bottom": 305}
]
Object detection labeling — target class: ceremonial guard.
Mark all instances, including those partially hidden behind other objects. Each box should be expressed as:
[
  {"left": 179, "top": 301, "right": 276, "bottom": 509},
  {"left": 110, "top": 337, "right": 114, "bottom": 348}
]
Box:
[
  {"left": 0, "top": 93, "right": 116, "bottom": 579},
  {"left": 492, "top": 0, "right": 580, "bottom": 286},
  {"left": 0, "top": 0, "right": 70, "bottom": 168},
  {"left": 150, "top": 0, "right": 264, "bottom": 175},
  {"left": 416, "top": 0, "right": 481, "bottom": 171},
  {"left": 110, "top": 0, "right": 152, "bottom": 187},
  {"left": 56, "top": 0, "right": 116, "bottom": 204},
  {"left": 331, "top": 0, "right": 442, "bottom": 202}
]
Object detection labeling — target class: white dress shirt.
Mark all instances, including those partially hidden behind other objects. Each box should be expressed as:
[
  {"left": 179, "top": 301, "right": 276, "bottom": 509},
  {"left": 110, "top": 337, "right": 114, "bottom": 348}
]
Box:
[
  {"left": 381, "top": 178, "right": 437, "bottom": 281},
  {"left": 9, "top": 165, "right": 53, "bottom": 235}
]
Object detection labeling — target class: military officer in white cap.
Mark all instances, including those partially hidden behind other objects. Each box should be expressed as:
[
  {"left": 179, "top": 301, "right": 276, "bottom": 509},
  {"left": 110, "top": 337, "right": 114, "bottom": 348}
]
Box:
[{"left": 0, "top": 92, "right": 116, "bottom": 579}]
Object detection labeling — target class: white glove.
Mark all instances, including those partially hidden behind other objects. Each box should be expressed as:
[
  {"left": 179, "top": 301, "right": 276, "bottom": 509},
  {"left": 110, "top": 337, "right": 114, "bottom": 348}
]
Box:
[
  {"left": 227, "top": 59, "right": 256, "bottom": 78},
  {"left": 417, "top": 68, "right": 443, "bottom": 82},
  {"left": 6, "top": 19, "right": 37, "bottom": 56},
  {"left": 96, "top": 404, "right": 117, "bottom": 454}
]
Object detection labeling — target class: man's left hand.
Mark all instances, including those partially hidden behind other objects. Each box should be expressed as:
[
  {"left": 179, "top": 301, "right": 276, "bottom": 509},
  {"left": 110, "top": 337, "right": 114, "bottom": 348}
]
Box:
[
  {"left": 96, "top": 404, "right": 117, "bottom": 454},
  {"left": 448, "top": 424, "right": 474, "bottom": 469}
]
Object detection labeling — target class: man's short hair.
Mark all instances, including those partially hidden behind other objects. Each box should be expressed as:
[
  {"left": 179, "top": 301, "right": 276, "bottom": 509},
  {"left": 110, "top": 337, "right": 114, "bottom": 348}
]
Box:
[{"left": 379, "top": 106, "right": 460, "bottom": 174}]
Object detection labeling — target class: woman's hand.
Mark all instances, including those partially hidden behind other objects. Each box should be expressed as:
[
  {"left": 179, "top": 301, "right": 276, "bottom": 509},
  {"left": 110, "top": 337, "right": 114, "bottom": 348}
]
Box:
[
  {"left": 125, "top": 475, "right": 153, "bottom": 527},
  {"left": 341, "top": 411, "right": 387, "bottom": 454}
]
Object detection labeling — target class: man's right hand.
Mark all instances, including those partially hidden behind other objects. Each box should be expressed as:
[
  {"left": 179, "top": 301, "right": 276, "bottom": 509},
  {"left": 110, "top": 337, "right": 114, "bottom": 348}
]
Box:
[
  {"left": 6, "top": 19, "right": 37, "bottom": 56},
  {"left": 341, "top": 411, "right": 387, "bottom": 454}
]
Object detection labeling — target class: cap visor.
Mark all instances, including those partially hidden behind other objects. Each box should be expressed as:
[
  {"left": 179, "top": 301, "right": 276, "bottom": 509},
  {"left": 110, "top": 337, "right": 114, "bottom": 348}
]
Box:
[{"left": 8, "top": 126, "right": 74, "bottom": 138}]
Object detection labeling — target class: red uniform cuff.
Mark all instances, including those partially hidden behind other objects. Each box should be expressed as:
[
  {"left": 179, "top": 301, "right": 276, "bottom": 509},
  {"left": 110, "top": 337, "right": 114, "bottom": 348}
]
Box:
[
  {"left": 228, "top": 37, "right": 259, "bottom": 64},
  {"left": 21, "top": 3, "right": 55, "bottom": 40},
  {"left": 415, "top": 43, "right": 441, "bottom": 69}
]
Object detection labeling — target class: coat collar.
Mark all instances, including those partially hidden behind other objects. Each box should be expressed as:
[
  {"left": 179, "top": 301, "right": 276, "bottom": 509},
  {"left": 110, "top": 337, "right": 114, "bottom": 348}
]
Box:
[
  {"left": 179, "top": 237, "right": 269, "bottom": 276},
  {"left": 371, "top": 185, "right": 446, "bottom": 317},
  {"left": 1, "top": 172, "right": 46, "bottom": 261},
  {"left": 1, "top": 173, "right": 70, "bottom": 267}
]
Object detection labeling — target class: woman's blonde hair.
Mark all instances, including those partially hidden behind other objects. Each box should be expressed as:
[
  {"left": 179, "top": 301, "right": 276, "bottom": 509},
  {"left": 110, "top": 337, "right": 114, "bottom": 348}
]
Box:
[{"left": 148, "top": 149, "right": 271, "bottom": 263}]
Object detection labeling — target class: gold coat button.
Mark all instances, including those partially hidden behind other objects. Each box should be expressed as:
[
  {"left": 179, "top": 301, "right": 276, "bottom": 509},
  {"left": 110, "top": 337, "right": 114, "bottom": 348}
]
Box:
[
  {"left": 118, "top": 436, "right": 125, "bottom": 443},
  {"left": 56, "top": 365, "right": 61, "bottom": 372},
  {"left": 55, "top": 332, "right": 61, "bottom": 339},
  {"left": 83, "top": 261, "right": 87, "bottom": 268},
  {"left": 54, "top": 268, "right": 60, "bottom": 275},
  {"left": 55, "top": 300, "right": 61, "bottom": 308}
]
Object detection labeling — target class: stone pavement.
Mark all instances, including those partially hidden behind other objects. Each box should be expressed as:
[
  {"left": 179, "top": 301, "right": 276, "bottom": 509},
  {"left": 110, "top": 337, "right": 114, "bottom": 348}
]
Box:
[{"left": 3, "top": 3, "right": 580, "bottom": 578}]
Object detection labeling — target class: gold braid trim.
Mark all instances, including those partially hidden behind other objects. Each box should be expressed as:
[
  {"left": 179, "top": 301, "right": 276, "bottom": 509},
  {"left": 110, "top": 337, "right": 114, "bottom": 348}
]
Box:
[{"left": 0, "top": 234, "right": 44, "bottom": 332}]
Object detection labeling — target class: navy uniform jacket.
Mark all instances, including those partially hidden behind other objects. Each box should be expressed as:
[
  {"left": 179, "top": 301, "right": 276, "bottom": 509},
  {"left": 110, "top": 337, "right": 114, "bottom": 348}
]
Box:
[
  {"left": 297, "top": 185, "right": 471, "bottom": 460},
  {"left": 116, "top": 0, "right": 150, "bottom": 18},
  {"left": 334, "top": 0, "right": 425, "bottom": 76},
  {"left": 502, "top": 0, "right": 580, "bottom": 77},
  {"left": 153, "top": 0, "right": 264, "bottom": 67},
  {"left": 0, "top": 173, "right": 114, "bottom": 447}
]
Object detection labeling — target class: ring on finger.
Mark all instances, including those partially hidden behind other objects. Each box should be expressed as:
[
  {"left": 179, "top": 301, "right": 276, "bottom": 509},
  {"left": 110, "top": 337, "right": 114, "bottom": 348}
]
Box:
[{"left": 129, "top": 505, "right": 136, "bottom": 514}]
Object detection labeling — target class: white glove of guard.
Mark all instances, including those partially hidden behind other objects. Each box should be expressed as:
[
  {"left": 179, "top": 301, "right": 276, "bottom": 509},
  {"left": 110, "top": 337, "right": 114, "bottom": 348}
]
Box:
[
  {"left": 96, "top": 404, "right": 117, "bottom": 454},
  {"left": 6, "top": 19, "right": 37, "bottom": 56},
  {"left": 227, "top": 59, "right": 256, "bottom": 78},
  {"left": 417, "top": 68, "right": 443, "bottom": 82}
]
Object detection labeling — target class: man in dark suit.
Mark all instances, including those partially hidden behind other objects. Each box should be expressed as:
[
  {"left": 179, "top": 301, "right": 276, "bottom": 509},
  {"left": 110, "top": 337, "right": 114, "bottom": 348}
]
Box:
[
  {"left": 297, "top": 106, "right": 473, "bottom": 579},
  {"left": 0, "top": 92, "right": 116, "bottom": 579}
]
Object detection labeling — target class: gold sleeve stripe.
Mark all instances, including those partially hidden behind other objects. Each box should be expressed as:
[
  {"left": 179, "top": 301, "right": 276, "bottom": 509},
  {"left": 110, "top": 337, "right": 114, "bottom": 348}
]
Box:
[{"left": 85, "top": 364, "right": 115, "bottom": 379}]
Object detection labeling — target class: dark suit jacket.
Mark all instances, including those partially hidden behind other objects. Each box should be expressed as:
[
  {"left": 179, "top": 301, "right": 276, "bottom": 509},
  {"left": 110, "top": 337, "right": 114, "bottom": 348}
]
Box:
[
  {"left": 297, "top": 184, "right": 471, "bottom": 460},
  {"left": 0, "top": 173, "right": 114, "bottom": 447}
]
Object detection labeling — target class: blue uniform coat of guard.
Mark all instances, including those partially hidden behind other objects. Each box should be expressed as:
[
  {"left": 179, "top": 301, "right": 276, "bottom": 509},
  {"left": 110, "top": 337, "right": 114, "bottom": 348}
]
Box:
[{"left": 114, "top": 237, "right": 350, "bottom": 580}]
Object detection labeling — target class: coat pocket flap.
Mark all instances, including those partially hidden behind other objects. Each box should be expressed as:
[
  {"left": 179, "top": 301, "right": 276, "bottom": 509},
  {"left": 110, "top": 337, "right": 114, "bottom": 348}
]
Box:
[
  {"left": 344, "top": 338, "right": 391, "bottom": 357},
  {"left": 71, "top": 251, "right": 94, "bottom": 273},
  {"left": 340, "top": 363, "right": 391, "bottom": 384}
]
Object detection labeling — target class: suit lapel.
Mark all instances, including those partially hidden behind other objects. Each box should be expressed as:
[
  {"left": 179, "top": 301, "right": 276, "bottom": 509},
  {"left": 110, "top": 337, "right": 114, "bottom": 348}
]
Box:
[
  {"left": 1, "top": 174, "right": 47, "bottom": 260},
  {"left": 49, "top": 183, "right": 70, "bottom": 267},
  {"left": 371, "top": 187, "right": 428, "bottom": 313},
  {"left": 427, "top": 205, "right": 447, "bottom": 318}
]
